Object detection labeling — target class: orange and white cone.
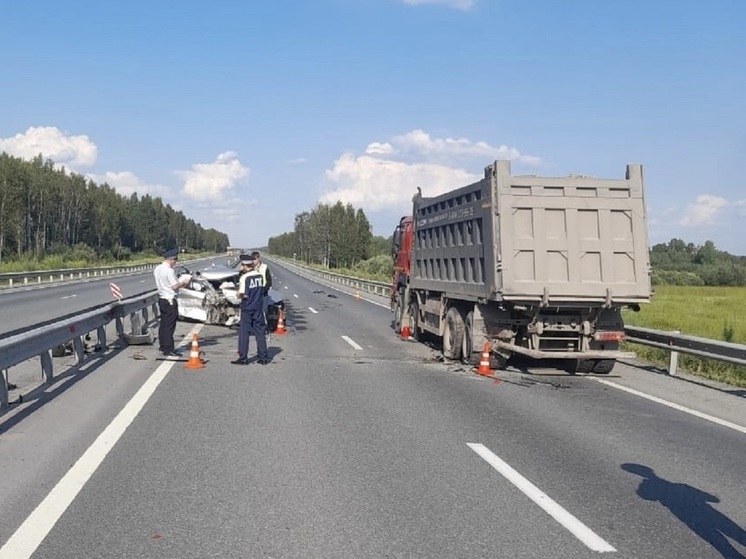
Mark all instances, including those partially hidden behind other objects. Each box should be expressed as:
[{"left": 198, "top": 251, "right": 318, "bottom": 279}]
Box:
[
  {"left": 275, "top": 309, "right": 287, "bottom": 335},
  {"left": 475, "top": 342, "right": 491, "bottom": 376},
  {"left": 184, "top": 334, "right": 205, "bottom": 369},
  {"left": 355, "top": 290, "right": 361, "bottom": 301},
  {"left": 399, "top": 312, "right": 411, "bottom": 340}
]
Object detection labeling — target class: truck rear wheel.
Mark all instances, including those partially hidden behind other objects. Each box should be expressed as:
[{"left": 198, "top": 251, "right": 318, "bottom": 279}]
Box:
[
  {"left": 443, "top": 307, "right": 464, "bottom": 360},
  {"left": 461, "top": 311, "right": 477, "bottom": 365},
  {"left": 566, "top": 359, "right": 593, "bottom": 375},
  {"left": 592, "top": 359, "right": 616, "bottom": 374}
]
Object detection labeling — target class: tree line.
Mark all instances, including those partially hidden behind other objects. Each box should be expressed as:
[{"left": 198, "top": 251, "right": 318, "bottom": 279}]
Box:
[
  {"left": 0, "top": 152, "right": 229, "bottom": 263},
  {"left": 650, "top": 239, "right": 746, "bottom": 286},
  {"left": 267, "top": 201, "right": 390, "bottom": 270}
]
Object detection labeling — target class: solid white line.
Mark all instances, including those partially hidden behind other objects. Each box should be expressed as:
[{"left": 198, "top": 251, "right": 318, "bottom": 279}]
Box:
[
  {"left": 0, "top": 326, "right": 203, "bottom": 559},
  {"left": 308, "top": 307, "right": 318, "bottom": 314},
  {"left": 341, "top": 335, "right": 363, "bottom": 350},
  {"left": 467, "top": 443, "right": 616, "bottom": 553},
  {"left": 591, "top": 378, "right": 746, "bottom": 434},
  {"left": 60, "top": 295, "right": 77, "bottom": 300}
]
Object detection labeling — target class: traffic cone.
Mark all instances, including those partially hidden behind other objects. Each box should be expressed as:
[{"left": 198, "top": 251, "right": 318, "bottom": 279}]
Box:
[
  {"left": 184, "top": 334, "right": 205, "bottom": 369},
  {"left": 399, "top": 313, "right": 411, "bottom": 340},
  {"left": 275, "top": 308, "right": 287, "bottom": 335},
  {"left": 355, "top": 290, "right": 361, "bottom": 301},
  {"left": 475, "top": 342, "right": 491, "bottom": 376}
]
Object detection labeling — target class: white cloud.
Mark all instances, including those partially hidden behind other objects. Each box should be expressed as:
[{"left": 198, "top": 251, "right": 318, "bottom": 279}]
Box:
[
  {"left": 389, "top": 129, "right": 541, "bottom": 165},
  {"left": 177, "top": 151, "right": 250, "bottom": 202},
  {"left": 400, "top": 0, "right": 475, "bottom": 10},
  {"left": 87, "top": 170, "right": 173, "bottom": 199},
  {"left": 319, "top": 129, "right": 540, "bottom": 211},
  {"left": 321, "top": 153, "right": 480, "bottom": 210},
  {"left": 679, "top": 194, "right": 728, "bottom": 226},
  {"left": 0, "top": 126, "right": 97, "bottom": 168},
  {"left": 287, "top": 157, "right": 307, "bottom": 165}
]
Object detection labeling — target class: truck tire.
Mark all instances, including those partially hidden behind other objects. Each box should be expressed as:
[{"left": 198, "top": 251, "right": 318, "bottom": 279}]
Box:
[
  {"left": 408, "top": 300, "right": 420, "bottom": 341},
  {"left": 393, "top": 295, "right": 403, "bottom": 333},
  {"left": 443, "top": 307, "right": 464, "bottom": 360},
  {"left": 592, "top": 359, "right": 616, "bottom": 374},
  {"left": 566, "top": 359, "right": 593, "bottom": 374},
  {"left": 461, "top": 311, "right": 477, "bottom": 365}
]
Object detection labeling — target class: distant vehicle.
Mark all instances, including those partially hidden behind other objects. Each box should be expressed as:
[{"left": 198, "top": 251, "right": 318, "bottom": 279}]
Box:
[{"left": 176, "top": 263, "right": 285, "bottom": 330}]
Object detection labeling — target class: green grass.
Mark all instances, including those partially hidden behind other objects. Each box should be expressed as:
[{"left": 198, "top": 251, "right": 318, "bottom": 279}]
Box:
[{"left": 622, "top": 285, "right": 746, "bottom": 387}]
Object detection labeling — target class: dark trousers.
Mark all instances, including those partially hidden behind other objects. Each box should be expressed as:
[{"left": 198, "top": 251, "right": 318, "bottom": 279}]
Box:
[
  {"left": 238, "top": 308, "right": 267, "bottom": 360},
  {"left": 158, "top": 298, "right": 178, "bottom": 352}
]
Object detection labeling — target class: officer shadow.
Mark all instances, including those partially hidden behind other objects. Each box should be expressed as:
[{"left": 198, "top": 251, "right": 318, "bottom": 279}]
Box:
[{"left": 622, "top": 463, "right": 746, "bottom": 558}]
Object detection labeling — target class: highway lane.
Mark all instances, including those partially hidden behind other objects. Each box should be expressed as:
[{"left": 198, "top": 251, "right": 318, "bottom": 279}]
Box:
[
  {"left": 0, "top": 257, "right": 229, "bottom": 336},
  {"left": 0, "top": 263, "right": 743, "bottom": 558}
]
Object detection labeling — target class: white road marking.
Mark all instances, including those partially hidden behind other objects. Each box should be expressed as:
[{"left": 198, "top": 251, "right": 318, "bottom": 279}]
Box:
[
  {"left": 341, "top": 335, "right": 363, "bottom": 350},
  {"left": 308, "top": 307, "right": 318, "bottom": 314},
  {"left": 60, "top": 295, "right": 77, "bottom": 300},
  {"left": 591, "top": 378, "right": 746, "bottom": 434},
  {"left": 293, "top": 294, "right": 298, "bottom": 298},
  {"left": 467, "top": 443, "right": 616, "bottom": 554},
  {"left": 0, "top": 326, "right": 203, "bottom": 559},
  {"left": 284, "top": 286, "right": 288, "bottom": 289}
]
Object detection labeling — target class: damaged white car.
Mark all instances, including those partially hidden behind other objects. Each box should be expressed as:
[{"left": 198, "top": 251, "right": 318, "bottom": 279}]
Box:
[{"left": 176, "top": 264, "right": 241, "bottom": 326}]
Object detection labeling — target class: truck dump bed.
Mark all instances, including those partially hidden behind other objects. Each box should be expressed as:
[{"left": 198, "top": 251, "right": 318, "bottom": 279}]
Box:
[{"left": 410, "top": 160, "right": 651, "bottom": 305}]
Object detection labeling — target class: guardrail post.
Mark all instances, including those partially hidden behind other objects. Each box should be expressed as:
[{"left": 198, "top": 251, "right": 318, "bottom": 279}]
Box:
[
  {"left": 97, "top": 326, "right": 107, "bottom": 351},
  {"left": 72, "top": 336, "right": 85, "bottom": 364},
  {"left": 1, "top": 370, "right": 9, "bottom": 411},
  {"left": 115, "top": 317, "right": 124, "bottom": 339},
  {"left": 668, "top": 330, "right": 680, "bottom": 376},
  {"left": 40, "top": 350, "right": 53, "bottom": 384}
]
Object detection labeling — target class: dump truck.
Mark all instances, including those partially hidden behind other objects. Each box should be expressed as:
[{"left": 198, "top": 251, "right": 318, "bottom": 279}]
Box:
[{"left": 390, "top": 160, "right": 651, "bottom": 374}]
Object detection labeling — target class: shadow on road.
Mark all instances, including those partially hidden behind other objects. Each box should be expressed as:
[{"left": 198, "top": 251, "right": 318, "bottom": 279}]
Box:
[{"left": 622, "top": 463, "right": 746, "bottom": 559}]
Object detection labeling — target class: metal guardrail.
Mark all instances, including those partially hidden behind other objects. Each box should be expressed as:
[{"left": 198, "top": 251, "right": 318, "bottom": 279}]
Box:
[
  {"left": 0, "top": 264, "right": 157, "bottom": 289},
  {"left": 624, "top": 325, "right": 746, "bottom": 372},
  {"left": 272, "top": 256, "right": 746, "bottom": 375},
  {"left": 0, "top": 291, "right": 159, "bottom": 411}
]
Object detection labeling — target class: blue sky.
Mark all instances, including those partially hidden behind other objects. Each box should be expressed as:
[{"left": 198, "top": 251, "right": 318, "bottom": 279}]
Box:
[{"left": 1, "top": 0, "right": 744, "bottom": 254}]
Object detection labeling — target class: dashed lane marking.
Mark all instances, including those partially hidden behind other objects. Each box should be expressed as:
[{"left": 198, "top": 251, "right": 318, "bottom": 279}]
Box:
[
  {"left": 293, "top": 294, "right": 299, "bottom": 298},
  {"left": 467, "top": 443, "right": 616, "bottom": 553},
  {"left": 341, "top": 335, "right": 363, "bottom": 350},
  {"left": 308, "top": 307, "right": 318, "bottom": 314}
]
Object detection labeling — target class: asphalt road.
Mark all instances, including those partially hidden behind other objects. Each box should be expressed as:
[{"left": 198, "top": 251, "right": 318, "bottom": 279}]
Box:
[{"left": 0, "top": 261, "right": 744, "bottom": 558}]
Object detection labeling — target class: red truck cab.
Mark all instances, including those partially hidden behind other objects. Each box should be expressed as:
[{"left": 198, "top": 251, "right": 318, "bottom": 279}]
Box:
[{"left": 390, "top": 215, "right": 413, "bottom": 310}]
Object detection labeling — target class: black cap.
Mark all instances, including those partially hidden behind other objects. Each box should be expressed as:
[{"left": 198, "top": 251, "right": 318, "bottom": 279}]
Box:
[
  {"left": 239, "top": 254, "right": 256, "bottom": 265},
  {"left": 163, "top": 248, "right": 179, "bottom": 260}
]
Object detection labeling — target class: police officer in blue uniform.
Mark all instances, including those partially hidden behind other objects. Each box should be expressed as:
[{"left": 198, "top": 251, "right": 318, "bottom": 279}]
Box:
[{"left": 232, "top": 254, "right": 269, "bottom": 365}]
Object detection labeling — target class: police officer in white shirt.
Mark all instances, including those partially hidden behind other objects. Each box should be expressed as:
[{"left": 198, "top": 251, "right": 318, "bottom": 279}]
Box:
[{"left": 154, "top": 248, "right": 189, "bottom": 356}]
